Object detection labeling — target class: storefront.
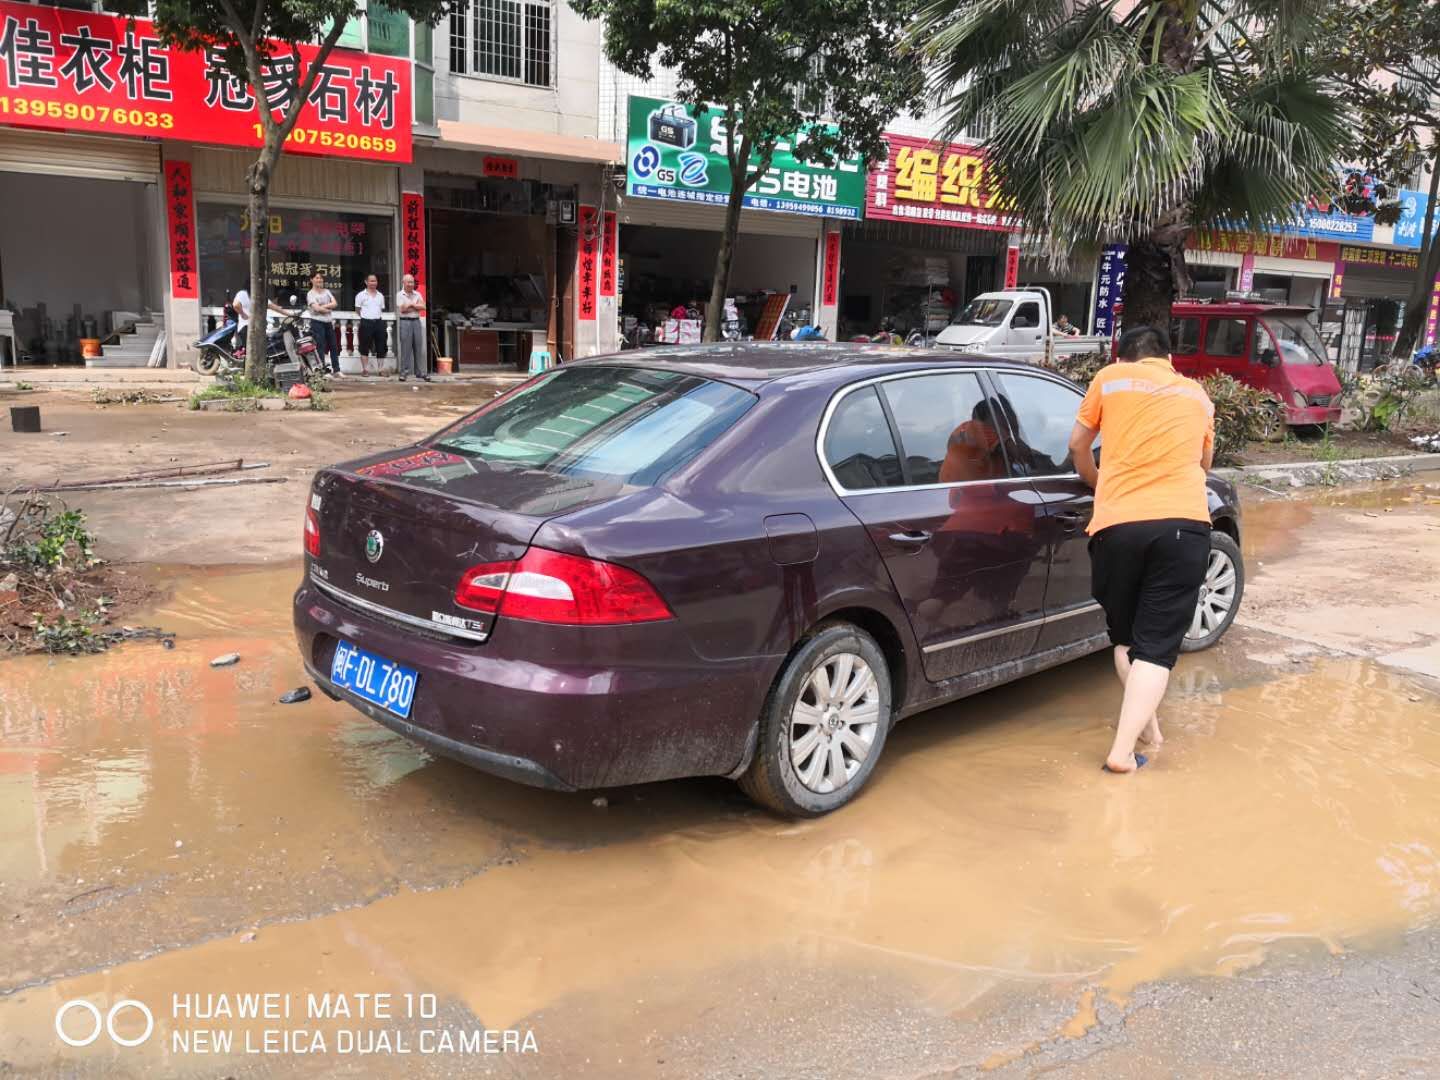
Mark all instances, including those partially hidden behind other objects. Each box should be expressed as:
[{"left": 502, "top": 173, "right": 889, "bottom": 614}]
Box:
[
  {"left": 1331, "top": 245, "right": 1423, "bottom": 371},
  {"left": 617, "top": 96, "right": 863, "bottom": 343},
  {"left": 0, "top": 0, "right": 412, "bottom": 369},
  {"left": 838, "top": 133, "right": 1011, "bottom": 341}
]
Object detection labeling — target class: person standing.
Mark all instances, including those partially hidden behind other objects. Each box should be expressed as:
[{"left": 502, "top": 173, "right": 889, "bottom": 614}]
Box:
[
  {"left": 1067, "top": 324, "right": 1216, "bottom": 774},
  {"left": 354, "top": 275, "right": 386, "bottom": 377},
  {"left": 395, "top": 274, "right": 430, "bottom": 382},
  {"left": 232, "top": 287, "right": 285, "bottom": 358},
  {"left": 306, "top": 272, "right": 341, "bottom": 376}
]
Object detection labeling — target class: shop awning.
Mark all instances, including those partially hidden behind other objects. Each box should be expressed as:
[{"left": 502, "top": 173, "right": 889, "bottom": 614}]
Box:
[{"left": 433, "top": 122, "right": 622, "bottom": 165}]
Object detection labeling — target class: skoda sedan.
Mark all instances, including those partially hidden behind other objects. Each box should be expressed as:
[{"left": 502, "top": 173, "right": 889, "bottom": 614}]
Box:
[{"left": 294, "top": 344, "right": 1243, "bottom": 815}]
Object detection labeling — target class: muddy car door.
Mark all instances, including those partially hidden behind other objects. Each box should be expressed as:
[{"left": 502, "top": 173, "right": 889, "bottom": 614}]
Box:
[
  {"left": 821, "top": 371, "right": 1050, "bottom": 682},
  {"left": 985, "top": 370, "right": 1109, "bottom": 653}
]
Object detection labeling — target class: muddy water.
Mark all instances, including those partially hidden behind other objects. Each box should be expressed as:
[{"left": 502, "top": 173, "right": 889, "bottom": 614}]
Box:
[{"left": 1, "top": 500, "right": 1439, "bottom": 1076}]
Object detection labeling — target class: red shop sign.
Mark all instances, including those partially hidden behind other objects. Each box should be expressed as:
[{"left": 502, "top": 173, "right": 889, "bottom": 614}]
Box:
[
  {"left": 576, "top": 205, "right": 598, "bottom": 322},
  {"left": 0, "top": 0, "right": 411, "bottom": 163},
  {"left": 821, "top": 230, "right": 841, "bottom": 307},
  {"left": 163, "top": 159, "right": 197, "bottom": 299},
  {"left": 483, "top": 155, "right": 519, "bottom": 179},
  {"left": 866, "top": 132, "right": 1014, "bottom": 232},
  {"left": 1004, "top": 244, "right": 1020, "bottom": 289},
  {"left": 401, "top": 192, "right": 425, "bottom": 293},
  {"left": 600, "top": 211, "right": 617, "bottom": 298}
]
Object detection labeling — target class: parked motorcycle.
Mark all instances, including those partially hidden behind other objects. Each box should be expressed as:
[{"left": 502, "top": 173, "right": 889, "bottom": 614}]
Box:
[{"left": 192, "top": 295, "right": 323, "bottom": 385}]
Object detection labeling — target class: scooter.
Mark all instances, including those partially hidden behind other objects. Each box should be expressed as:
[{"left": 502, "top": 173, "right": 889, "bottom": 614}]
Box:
[{"left": 192, "top": 295, "right": 322, "bottom": 384}]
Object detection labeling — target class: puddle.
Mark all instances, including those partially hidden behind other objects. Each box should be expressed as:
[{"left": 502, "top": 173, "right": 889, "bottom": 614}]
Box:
[{"left": 2, "top": 519, "right": 1439, "bottom": 1075}]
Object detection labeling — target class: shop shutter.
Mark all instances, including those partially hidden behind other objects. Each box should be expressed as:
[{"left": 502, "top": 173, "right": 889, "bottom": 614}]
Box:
[
  {"left": 191, "top": 146, "right": 398, "bottom": 210},
  {"left": 0, "top": 128, "right": 159, "bottom": 182},
  {"left": 618, "top": 196, "right": 822, "bottom": 238},
  {"left": 1339, "top": 265, "right": 1414, "bottom": 299},
  {"left": 1252, "top": 255, "right": 1332, "bottom": 277}
]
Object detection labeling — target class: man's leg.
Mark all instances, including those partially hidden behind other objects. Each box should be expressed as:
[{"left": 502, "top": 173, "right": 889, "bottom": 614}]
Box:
[
  {"left": 1106, "top": 657, "right": 1170, "bottom": 771},
  {"left": 1113, "top": 646, "right": 1163, "bottom": 746}
]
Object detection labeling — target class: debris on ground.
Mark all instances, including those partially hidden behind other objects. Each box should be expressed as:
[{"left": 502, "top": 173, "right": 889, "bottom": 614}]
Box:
[
  {"left": 34, "top": 459, "right": 273, "bottom": 494},
  {"left": 278, "top": 687, "right": 312, "bottom": 704},
  {"left": 0, "top": 489, "right": 164, "bottom": 655},
  {"left": 91, "top": 387, "right": 185, "bottom": 407},
  {"left": 1411, "top": 433, "right": 1440, "bottom": 452},
  {"left": 210, "top": 652, "right": 240, "bottom": 668}
]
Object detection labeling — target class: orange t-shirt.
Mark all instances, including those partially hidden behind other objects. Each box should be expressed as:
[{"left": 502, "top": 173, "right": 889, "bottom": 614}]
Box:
[{"left": 1075, "top": 357, "right": 1215, "bottom": 535}]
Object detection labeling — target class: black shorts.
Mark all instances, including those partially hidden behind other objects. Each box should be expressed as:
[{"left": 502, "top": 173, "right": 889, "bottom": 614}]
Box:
[
  {"left": 358, "top": 318, "right": 386, "bottom": 358},
  {"left": 1090, "top": 519, "right": 1210, "bottom": 670}
]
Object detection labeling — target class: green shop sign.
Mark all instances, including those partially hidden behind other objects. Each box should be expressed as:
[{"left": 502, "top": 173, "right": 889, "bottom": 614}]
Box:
[{"left": 625, "top": 96, "right": 866, "bottom": 220}]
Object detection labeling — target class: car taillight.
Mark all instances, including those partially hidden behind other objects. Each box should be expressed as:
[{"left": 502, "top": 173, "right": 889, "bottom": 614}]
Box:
[
  {"left": 455, "top": 548, "right": 672, "bottom": 625},
  {"left": 304, "top": 507, "right": 321, "bottom": 557}
]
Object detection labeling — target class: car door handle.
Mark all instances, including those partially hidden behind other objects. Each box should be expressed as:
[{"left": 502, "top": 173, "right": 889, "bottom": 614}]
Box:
[
  {"left": 1053, "top": 510, "right": 1087, "bottom": 531},
  {"left": 887, "top": 530, "right": 932, "bottom": 547}
]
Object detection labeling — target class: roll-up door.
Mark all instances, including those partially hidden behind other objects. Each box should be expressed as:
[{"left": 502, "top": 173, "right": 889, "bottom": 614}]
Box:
[
  {"left": 618, "top": 195, "right": 823, "bottom": 238},
  {"left": 1340, "top": 265, "right": 1414, "bottom": 300},
  {"left": 0, "top": 128, "right": 160, "bottom": 182}
]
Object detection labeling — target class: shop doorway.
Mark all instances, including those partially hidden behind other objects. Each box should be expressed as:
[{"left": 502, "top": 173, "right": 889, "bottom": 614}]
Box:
[{"left": 0, "top": 171, "right": 161, "bottom": 364}]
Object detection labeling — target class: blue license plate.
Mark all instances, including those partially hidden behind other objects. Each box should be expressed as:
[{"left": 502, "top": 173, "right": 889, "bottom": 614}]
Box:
[{"left": 330, "top": 640, "right": 418, "bottom": 719}]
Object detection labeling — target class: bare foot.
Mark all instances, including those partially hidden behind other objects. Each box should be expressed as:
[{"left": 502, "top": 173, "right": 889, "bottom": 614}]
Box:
[
  {"left": 1138, "top": 715, "right": 1164, "bottom": 747},
  {"left": 1102, "top": 752, "right": 1145, "bottom": 773}
]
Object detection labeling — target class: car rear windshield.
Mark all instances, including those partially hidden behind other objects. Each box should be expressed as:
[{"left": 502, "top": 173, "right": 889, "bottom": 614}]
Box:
[{"left": 433, "top": 366, "right": 754, "bottom": 486}]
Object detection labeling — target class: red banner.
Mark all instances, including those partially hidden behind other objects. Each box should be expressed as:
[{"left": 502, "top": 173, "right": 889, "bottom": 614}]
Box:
[
  {"left": 577, "top": 206, "right": 598, "bottom": 322},
  {"left": 1190, "top": 229, "right": 1339, "bottom": 262},
  {"left": 1329, "top": 262, "right": 1345, "bottom": 301},
  {"left": 1004, "top": 245, "right": 1020, "bottom": 289},
  {"left": 1425, "top": 276, "right": 1440, "bottom": 347},
  {"left": 163, "top": 159, "right": 197, "bottom": 299},
  {"left": 401, "top": 192, "right": 425, "bottom": 294},
  {"left": 483, "top": 156, "right": 518, "bottom": 179},
  {"left": 0, "top": 0, "right": 410, "bottom": 162},
  {"left": 822, "top": 230, "right": 841, "bottom": 307},
  {"left": 600, "top": 211, "right": 617, "bottom": 298},
  {"left": 866, "top": 132, "right": 1013, "bottom": 231}
]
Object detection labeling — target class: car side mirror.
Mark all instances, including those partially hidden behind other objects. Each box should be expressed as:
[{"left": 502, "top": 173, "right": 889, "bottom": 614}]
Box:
[
  {"left": 1013, "top": 316, "right": 1033, "bottom": 329},
  {"left": 1259, "top": 348, "right": 1278, "bottom": 367}
]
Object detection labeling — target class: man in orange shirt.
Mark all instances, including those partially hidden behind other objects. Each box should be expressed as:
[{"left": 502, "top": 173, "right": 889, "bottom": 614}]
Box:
[{"left": 1068, "top": 325, "right": 1215, "bottom": 773}]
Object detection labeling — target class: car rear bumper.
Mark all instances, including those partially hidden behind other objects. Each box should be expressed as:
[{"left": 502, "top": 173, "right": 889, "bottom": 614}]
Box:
[
  {"left": 1285, "top": 404, "right": 1341, "bottom": 425},
  {"left": 293, "top": 581, "right": 768, "bottom": 791}
]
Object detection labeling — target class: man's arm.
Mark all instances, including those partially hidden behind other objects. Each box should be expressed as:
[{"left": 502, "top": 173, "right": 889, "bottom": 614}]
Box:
[{"left": 1069, "top": 422, "right": 1100, "bottom": 490}]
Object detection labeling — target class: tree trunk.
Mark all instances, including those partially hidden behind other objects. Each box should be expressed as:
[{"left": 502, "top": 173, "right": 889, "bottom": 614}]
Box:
[
  {"left": 705, "top": 185, "right": 747, "bottom": 342},
  {"left": 243, "top": 139, "right": 280, "bottom": 384},
  {"left": 1122, "top": 214, "right": 1191, "bottom": 334},
  {"left": 1391, "top": 155, "right": 1440, "bottom": 359}
]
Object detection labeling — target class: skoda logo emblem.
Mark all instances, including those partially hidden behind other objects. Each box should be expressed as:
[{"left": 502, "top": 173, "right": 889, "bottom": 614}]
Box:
[{"left": 364, "top": 530, "right": 384, "bottom": 563}]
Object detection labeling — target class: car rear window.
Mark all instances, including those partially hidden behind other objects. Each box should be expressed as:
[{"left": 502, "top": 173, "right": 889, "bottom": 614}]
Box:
[{"left": 433, "top": 366, "right": 754, "bottom": 486}]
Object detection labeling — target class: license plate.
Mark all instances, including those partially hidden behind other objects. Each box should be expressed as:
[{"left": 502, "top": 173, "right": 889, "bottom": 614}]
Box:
[{"left": 330, "top": 640, "right": 418, "bottom": 719}]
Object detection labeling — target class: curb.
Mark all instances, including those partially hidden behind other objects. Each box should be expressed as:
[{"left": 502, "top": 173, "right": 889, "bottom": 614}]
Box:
[{"left": 1214, "top": 452, "right": 1440, "bottom": 481}]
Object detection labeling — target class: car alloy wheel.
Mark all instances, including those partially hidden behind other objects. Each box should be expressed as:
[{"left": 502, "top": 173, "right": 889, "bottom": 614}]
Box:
[
  {"left": 789, "top": 653, "right": 881, "bottom": 794},
  {"left": 1181, "top": 531, "right": 1244, "bottom": 653}
]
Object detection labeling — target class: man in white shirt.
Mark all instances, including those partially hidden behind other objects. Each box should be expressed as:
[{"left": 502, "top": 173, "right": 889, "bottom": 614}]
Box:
[
  {"left": 305, "top": 271, "right": 341, "bottom": 376},
  {"left": 232, "top": 287, "right": 286, "bottom": 358},
  {"left": 354, "top": 275, "right": 386, "bottom": 376},
  {"left": 395, "top": 274, "right": 430, "bottom": 382}
]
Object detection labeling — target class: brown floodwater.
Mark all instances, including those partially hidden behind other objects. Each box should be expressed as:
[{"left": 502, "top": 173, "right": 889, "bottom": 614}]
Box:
[{"left": 1, "top": 491, "right": 1439, "bottom": 1076}]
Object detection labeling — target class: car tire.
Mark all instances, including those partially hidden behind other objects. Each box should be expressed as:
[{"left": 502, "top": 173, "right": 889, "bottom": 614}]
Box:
[
  {"left": 1181, "top": 531, "right": 1244, "bottom": 653},
  {"left": 1257, "top": 401, "right": 1285, "bottom": 442},
  {"left": 739, "top": 622, "right": 893, "bottom": 817}
]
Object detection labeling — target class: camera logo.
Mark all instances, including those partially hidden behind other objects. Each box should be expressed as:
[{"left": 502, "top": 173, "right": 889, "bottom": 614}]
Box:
[{"left": 55, "top": 999, "right": 154, "bottom": 1048}]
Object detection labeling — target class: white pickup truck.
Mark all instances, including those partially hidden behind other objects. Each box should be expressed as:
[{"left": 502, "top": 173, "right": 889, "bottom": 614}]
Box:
[{"left": 934, "top": 288, "right": 1110, "bottom": 363}]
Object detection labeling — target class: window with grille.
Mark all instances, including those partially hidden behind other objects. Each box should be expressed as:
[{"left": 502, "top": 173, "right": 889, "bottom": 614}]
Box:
[{"left": 449, "top": 0, "right": 554, "bottom": 88}]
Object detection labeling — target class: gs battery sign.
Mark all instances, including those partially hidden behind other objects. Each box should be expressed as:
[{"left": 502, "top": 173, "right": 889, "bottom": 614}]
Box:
[{"left": 625, "top": 95, "right": 865, "bottom": 220}]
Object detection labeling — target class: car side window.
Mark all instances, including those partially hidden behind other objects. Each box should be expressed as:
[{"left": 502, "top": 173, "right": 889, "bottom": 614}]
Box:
[
  {"left": 823, "top": 386, "right": 904, "bottom": 491},
  {"left": 1171, "top": 316, "right": 1201, "bottom": 355},
  {"left": 878, "top": 372, "right": 996, "bottom": 485},
  {"left": 1204, "top": 318, "right": 1248, "bottom": 358},
  {"left": 1012, "top": 302, "right": 1040, "bottom": 329},
  {"left": 991, "top": 373, "right": 1081, "bottom": 477}
]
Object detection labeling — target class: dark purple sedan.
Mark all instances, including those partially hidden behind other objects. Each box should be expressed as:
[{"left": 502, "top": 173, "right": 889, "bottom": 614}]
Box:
[{"left": 294, "top": 344, "right": 1243, "bottom": 815}]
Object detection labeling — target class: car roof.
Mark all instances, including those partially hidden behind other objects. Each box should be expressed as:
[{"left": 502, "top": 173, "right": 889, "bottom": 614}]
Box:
[{"left": 571, "top": 342, "right": 1066, "bottom": 388}]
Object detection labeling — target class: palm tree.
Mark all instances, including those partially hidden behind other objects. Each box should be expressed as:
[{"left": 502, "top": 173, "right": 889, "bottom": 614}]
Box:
[{"left": 910, "top": 0, "right": 1353, "bottom": 329}]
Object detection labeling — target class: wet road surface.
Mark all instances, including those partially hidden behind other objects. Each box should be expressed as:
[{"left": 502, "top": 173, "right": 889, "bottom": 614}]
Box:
[{"left": 1, "top": 480, "right": 1439, "bottom": 1077}]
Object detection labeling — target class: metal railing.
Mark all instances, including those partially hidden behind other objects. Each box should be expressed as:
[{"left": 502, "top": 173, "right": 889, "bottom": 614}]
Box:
[{"left": 200, "top": 309, "right": 409, "bottom": 374}]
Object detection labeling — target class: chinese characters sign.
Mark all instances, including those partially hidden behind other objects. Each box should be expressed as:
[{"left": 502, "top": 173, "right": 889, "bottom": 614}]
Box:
[
  {"left": 401, "top": 193, "right": 425, "bottom": 294},
  {"left": 1339, "top": 245, "right": 1420, "bottom": 271},
  {"left": 821, "top": 230, "right": 841, "bottom": 307},
  {"left": 625, "top": 96, "right": 866, "bottom": 220},
  {"left": 600, "top": 212, "right": 617, "bottom": 299},
  {"left": 1004, "top": 243, "right": 1020, "bottom": 289},
  {"left": 866, "top": 133, "right": 1013, "bottom": 231},
  {"left": 1426, "top": 276, "right": 1439, "bottom": 348},
  {"left": 164, "top": 160, "right": 197, "bottom": 299},
  {"left": 1395, "top": 189, "right": 1438, "bottom": 250},
  {"left": 577, "top": 205, "right": 598, "bottom": 322},
  {"left": 1329, "top": 262, "right": 1344, "bottom": 301},
  {"left": 1092, "top": 244, "right": 1127, "bottom": 337},
  {"left": 483, "top": 156, "right": 519, "bottom": 179},
  {"left": 0, "top": 0, "right": 411, "bottom": 162},
  {"left": 1190, "top": 229, "right": 1339, "bottom": 262}
]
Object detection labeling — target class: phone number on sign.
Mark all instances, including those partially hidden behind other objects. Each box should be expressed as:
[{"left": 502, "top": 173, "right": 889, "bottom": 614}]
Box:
[
  {"left": 0, "top": 96, "right": 175, "bottom": 130},
  {"left": 251, "top": 125, "right": 399, "bottom": 156}
]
